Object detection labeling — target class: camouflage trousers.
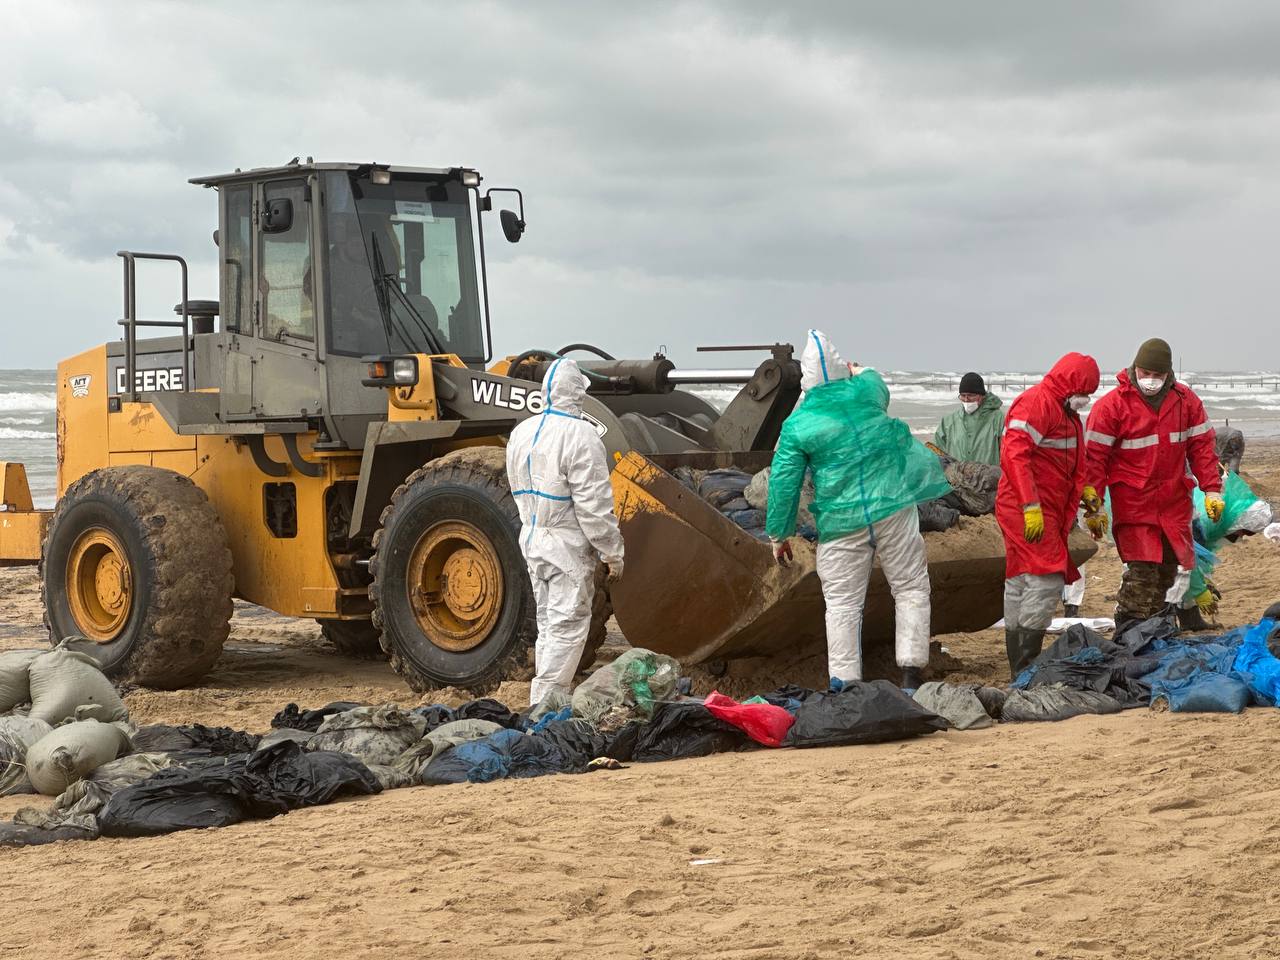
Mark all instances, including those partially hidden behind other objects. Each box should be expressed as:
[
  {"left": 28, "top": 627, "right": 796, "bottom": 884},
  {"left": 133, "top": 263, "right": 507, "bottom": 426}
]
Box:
[{"left": 1116, "top": 539, "right": 1178, "bottom": 627}]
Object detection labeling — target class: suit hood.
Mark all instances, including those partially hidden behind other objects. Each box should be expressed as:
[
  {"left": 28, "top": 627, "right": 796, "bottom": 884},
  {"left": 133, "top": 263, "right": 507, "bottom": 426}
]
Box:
[
  {"left": 1041, "top": 352, "right": 1100, "bottom": 404},
  {"left": 542, "top": 357, "right": 587, "bottom": 416},
  {"left": 800, "top": 329, "right": 852, "bottom": 392}
]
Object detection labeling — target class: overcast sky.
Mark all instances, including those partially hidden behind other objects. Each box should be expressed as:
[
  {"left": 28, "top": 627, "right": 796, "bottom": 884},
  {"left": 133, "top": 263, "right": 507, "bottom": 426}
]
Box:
[{"left": 2, "top": 0, "right": 1278, "bottom": 373}]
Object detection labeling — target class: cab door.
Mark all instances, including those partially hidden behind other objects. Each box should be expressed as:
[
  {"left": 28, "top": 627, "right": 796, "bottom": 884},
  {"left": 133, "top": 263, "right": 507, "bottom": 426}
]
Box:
[{"left": 223, "top": 177, "right": 325, "bottom": 421}]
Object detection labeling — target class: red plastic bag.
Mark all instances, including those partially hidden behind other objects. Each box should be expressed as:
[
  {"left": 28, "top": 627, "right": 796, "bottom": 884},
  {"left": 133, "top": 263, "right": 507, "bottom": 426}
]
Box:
[{"left": 703, "top": 691, "right": 795, "bottom": 748}]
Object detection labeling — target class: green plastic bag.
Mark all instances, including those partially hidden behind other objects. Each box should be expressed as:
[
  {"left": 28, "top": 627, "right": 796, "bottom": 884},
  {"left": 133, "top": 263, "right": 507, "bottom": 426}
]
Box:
[{"left": 572, "top": 649, "right": 681, "bottom": 728}]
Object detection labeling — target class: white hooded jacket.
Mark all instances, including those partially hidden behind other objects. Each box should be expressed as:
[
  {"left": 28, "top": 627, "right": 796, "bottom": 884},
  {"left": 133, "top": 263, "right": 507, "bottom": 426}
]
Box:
[{"left": 505, "top": 358, "right": 625, "bottom": 577}]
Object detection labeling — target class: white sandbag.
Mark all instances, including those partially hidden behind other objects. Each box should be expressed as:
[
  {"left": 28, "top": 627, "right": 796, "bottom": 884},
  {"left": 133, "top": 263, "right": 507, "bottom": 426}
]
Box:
[
  {"left": 0, "top": 649, "right": 43, "bottom": 712},
  {"left": 0, "top": 715, "right": 54, "bottom": 796},
  {"left": 25, "top": 719, "right": 131, "bottom": 796},
  {"left": 27, "top": 647, "right": 128, "bottom": 725}
]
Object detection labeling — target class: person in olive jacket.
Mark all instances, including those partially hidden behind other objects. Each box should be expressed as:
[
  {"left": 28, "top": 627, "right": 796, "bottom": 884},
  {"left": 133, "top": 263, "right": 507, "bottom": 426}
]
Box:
[{"left": 934, "top": 372, "right": 1003, "bottom": 466}]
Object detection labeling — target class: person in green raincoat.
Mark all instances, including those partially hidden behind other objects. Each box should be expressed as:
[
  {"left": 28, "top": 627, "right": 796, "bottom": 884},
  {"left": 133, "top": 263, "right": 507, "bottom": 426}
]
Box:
[
  {"left": 766, "top": 329, "right": 951, "bottom": 690},
  {"left": 1176, "top": 470, "right": 1273, "bottom": 630},
  {"left": 933, "top": 372, "right": 1003, "bottom": 466}
]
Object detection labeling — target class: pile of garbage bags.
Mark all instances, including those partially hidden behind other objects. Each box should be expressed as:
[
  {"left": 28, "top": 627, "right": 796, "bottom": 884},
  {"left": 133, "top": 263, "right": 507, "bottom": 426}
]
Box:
[
  {"left": 7, "top": 611, "right": 1280, "bottom": 849},
  {"left": 680, "top": 457, "right": 1000, "bottom": 541},
  {"left": 0, "top": 643, "right": 954, "bottom": 847}
]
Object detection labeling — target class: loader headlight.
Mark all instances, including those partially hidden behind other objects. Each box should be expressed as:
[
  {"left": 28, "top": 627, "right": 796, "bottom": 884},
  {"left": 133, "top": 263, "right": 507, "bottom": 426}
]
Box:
[
  {"left": 362, "top": 355, "right": 419, "bottom": 387},
  {"left": 459, "top": 169, "right": 481, "bottom": 187}
]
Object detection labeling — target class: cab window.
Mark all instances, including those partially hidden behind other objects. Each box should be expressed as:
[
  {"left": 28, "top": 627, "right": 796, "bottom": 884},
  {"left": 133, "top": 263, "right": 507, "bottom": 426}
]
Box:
[{"left": 260, "top": 180, "right": 314, "bottom": 341}]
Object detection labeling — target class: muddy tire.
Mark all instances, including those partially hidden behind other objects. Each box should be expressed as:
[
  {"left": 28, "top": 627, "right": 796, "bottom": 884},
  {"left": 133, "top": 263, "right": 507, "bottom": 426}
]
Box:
[
  {"left": 40, "top": 465, "right": 233, "bottom": 689},
  {"left": 577, "top": 562, "right": 613, "bottom": 675},
  {"left": 316, "top": 619, "right": 385, "bottom": 660},
  {"left": 370, "top": 447, "right": 535, "bottom": 693}
]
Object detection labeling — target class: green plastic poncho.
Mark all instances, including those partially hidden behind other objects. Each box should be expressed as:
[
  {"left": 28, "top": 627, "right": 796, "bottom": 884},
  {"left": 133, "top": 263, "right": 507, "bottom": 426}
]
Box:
[
  {"left": 766, "top": 330, "right": 952, "bottom": 544},
  {"left": 933, "top": 391, "right": 1003, "bottom": 465},
  {"left": 1186, "top": 471, "right": 1270, "bottom": 600}
]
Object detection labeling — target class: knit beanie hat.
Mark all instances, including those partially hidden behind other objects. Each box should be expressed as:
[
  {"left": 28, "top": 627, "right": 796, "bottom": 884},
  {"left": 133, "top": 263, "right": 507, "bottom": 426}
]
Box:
[
  {"left": 1133, "top": 338, "right": 1173, "bottom": 374},
  {"left": 958, "top": 372, "right": 986, "bottom": 395}
]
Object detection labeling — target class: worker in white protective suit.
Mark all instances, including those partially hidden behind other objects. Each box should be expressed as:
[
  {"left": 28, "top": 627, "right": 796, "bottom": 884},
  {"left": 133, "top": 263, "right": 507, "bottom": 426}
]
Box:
[
  {"left": 506, "top": 357, "right": 625, "bottom": 706},
  {"left": 766, "top": 331, "right": 950, "bottom": 690}
]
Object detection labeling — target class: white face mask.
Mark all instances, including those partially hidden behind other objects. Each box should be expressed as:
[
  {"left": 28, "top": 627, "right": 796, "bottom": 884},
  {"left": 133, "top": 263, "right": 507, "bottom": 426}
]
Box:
[
  {"left": 1137, "top": 376, "right": 1166, "bottom": 395},
  {"left": 1067, "top": 395, "right": 1089, "bottom": 412},
  {"left": 961, "top": 400, "right": 980, "bottom": 415}
]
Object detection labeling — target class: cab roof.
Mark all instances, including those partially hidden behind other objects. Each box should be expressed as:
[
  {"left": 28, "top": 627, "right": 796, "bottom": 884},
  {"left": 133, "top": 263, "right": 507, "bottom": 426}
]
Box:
[{"left": 190, "top": 161, "right": 472, "bottom": 188}]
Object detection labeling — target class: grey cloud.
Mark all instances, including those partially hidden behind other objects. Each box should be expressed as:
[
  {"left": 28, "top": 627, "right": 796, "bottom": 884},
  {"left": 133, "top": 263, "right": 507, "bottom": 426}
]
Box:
[{"left": 0, "top": 0, "right": 1277, "bottom": 371}]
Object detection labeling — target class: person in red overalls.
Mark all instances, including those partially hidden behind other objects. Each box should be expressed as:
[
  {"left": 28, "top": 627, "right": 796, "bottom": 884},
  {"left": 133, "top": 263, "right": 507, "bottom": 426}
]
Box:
[
  {"left": 997, "top": 353, "right": 1103, "bottom": 678},
  {"left": 1084, "top": 338, "right": 1224, "bottom": 633}
]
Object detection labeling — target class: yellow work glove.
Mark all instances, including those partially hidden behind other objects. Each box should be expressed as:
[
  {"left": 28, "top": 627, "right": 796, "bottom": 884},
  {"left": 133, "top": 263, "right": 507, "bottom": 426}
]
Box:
[
  {"left": 1023, "top": 505, "right": 1044, "bottom": 542},
  {"left": 1084, "top": 511, "right": 1109, "bottom": 540},
  {"left": 1080, "top": 485, "right": 1103, "bottom": 514},
  {"left": 1204, "top": 493, "right": 1225, "bottom": 523},
  {"left": 1193, "top": 588, "right": 1218, "bottom": 617}
]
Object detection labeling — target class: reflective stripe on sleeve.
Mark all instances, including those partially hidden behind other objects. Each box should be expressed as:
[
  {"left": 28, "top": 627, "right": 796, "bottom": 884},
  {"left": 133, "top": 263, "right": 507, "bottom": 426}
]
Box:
[
  {"left": 1118, "top": 434, "right": 1159, "bottom": 449},
  {"left": 1007, "top": 419, "right": 1045, "bottom": 444},
  {"left": 1187, "top": 421, "right": 1213, "bottom": 437},
  {"left": 1040, "top": 436, "right": 1078, "bottom": 449},
  {"left": 1085, "top": 430, "right": 1116, "bottom": 446}
]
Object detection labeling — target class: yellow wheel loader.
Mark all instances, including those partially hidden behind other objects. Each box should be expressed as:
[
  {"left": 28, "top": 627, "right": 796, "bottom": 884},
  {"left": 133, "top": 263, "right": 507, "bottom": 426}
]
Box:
[{"left": 0, "top": 159, "right": 1093, "bottom": 692}]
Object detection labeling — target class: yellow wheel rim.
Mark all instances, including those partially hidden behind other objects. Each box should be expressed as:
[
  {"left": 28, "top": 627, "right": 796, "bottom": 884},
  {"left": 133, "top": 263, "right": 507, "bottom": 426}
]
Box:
[
  {"left": 65, "top": 527, "right": 133, "bottom": 642},
  {"left": 405, "top": 520, "right": 503, "bottom": 652}
]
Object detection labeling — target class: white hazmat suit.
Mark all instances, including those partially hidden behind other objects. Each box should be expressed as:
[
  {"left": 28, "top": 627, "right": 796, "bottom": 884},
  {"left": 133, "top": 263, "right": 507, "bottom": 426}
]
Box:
[{"left": 505, "top": 358, "right": 625, "bottom": 706}]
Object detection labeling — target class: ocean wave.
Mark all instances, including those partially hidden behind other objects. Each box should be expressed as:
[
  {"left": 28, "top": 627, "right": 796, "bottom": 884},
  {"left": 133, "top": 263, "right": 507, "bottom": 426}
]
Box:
[
  {"left": 0, "top": 416, "right": 44, "bottom": 425},
  {"left": 0, "top": 427, "right": 55, "bottom": 440},
  {"left": 0, "top": 391, "right": 56, "bottom": 412}
]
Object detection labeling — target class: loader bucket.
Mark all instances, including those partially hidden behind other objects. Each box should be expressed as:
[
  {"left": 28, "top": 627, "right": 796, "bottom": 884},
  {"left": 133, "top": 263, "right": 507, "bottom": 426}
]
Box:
[{"left": 608, "top": 451, "right": 1098, "bottom": 667}]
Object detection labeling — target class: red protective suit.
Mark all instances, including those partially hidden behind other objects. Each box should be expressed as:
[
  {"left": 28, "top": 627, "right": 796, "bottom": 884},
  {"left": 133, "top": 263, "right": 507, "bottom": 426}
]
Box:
[
  {"left": 1084, "top": 370, "right": 1221, "bottom": 568},
  {"left": 996, "top": 353, "right": 1101, "bottom": 581}
]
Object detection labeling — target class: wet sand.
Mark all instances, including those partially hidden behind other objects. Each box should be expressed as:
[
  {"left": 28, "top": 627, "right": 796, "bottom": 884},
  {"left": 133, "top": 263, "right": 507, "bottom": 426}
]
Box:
[{"left": 0, "top": 443, "right": 1278, "bottom": 958}]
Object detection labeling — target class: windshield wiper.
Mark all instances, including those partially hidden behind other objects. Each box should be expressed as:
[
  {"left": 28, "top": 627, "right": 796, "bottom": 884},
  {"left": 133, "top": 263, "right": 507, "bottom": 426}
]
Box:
[{"left": 369, "top": 234, "right": 446, "bottom": 355}]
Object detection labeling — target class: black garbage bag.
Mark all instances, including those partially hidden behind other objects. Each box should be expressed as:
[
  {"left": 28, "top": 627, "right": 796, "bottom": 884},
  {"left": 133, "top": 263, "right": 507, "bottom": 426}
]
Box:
[
  {"left": 1115, "top": 610, "right": 1178, "bottom": 654},
  {"left": 99, "top": 741, "right": 380, "bottom": 838},
  {"left": 242, "top": 741, "right": 381, "bottom": 813},
  {"left": 1001, "top": 685, "right": 1124, "bottom": 722},
  {"left": 759, "top": 685, "right": 818, "bottom": 713},
  {"left": 411, "top": 704, "right": 457, "bottom": 732},
  {"left": 531, "top": 718, "right": 639, "bottom": 769},
  {"left": 131, "top": 724, "right": 260, "bottom": 756},
  {"left": 421, "top": 729, "right": 571, "bottom": 785},
  {"left": 631, "top": 702, "right": 750, "bottom": 763},
  {"left": 917, "top": 500, "right": 961, "bottom": 533},
  {"left": 698, "top": 469, "right": 753, "bottom": 509},
  {"left": 271, "top": 701, "right": 366, "bottom": 732},
  {"left": 784, "top": 680, "right": 949, "bottom": 748},
  {"left": 452, "top": 698, "right": 522, "bottom": 729}
]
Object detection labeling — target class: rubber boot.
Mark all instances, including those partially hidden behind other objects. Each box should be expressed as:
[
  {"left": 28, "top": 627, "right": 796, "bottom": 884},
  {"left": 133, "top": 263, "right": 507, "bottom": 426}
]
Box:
[
  {"left": 901, "top": 666, "right": 923, "bottom": 692},
  {"left": 1176, "top": 604, "right": 1214, "bottom": 633},
  {"left": 1006, "top": 627, "right": 1045, "bottom": 680},
  {"left": 1005, "top": 627, "right": 1022, "bottom": 680},
  {"left": 1063, "top": 604, "right": 1080, "bottom": 619}
]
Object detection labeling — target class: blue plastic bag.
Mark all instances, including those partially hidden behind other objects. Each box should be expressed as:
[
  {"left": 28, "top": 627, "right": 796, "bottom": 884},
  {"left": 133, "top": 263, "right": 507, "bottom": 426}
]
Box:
[
  {"left": 1231, "top": 619, "right": 1280, "bottom": 707},
  {"left": 1150, "top": 672, "right": 1249, "bottom": 713}
]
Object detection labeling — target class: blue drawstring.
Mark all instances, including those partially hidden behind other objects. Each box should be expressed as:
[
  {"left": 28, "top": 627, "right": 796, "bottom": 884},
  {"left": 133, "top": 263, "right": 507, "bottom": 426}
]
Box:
[{"left": 809, "top": 330, "right": 830, "bottom": 384}]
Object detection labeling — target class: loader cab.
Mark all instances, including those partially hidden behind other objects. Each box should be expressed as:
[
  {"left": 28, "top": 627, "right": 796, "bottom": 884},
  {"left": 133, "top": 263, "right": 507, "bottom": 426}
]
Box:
[{"left": 193, "top": 162, "right": 496, "bottom": 448}]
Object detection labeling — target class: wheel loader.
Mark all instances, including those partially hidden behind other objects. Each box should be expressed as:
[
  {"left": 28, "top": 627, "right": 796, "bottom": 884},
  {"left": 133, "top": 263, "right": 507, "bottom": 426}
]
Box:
[{"left": 0, "top": 159, "right": 1094, "bottom": 692}]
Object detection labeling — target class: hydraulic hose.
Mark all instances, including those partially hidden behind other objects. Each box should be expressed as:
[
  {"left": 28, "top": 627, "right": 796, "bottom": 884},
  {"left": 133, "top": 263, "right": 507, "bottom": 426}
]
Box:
[{"left": 556, "top": 342, "right": 617, "bottom": 361}]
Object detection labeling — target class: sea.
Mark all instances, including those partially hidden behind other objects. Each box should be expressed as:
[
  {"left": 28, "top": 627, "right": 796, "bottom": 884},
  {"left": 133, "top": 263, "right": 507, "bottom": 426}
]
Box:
[{"left": 4, "top": 368, "right": 1279, "bottom": 509}]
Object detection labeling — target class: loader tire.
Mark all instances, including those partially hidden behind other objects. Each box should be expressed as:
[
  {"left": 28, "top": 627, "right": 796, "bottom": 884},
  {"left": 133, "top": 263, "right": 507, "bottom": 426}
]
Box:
[
  {"left": 370, "top": 447, "right": 536, "bottom": 693},
  {"left": 316, "top": 619, "right": 385, "bottom": 660},
  {"left": 40, "top": 465, "right": 233, "bottom": 689}
]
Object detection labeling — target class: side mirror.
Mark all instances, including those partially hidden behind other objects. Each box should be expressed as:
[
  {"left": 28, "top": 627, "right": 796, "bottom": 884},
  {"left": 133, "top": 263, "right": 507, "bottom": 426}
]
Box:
[
  {"left": 500, "top": 208, "right": 525, "bottom": 243},
  {"left": 263, "top": 198, "right": 293, "bottom": 234}
]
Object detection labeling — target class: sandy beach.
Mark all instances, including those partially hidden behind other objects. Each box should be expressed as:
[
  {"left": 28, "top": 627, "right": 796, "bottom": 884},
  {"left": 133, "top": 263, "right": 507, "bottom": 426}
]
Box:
[{"left": 0, "top": 443, "right": 1277, "bottom": 959}]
